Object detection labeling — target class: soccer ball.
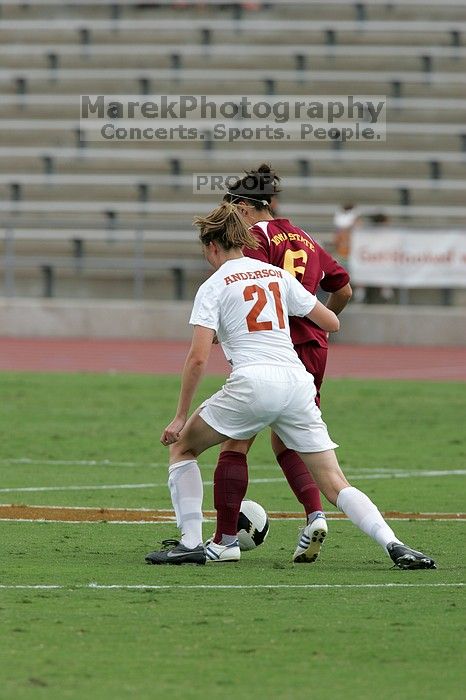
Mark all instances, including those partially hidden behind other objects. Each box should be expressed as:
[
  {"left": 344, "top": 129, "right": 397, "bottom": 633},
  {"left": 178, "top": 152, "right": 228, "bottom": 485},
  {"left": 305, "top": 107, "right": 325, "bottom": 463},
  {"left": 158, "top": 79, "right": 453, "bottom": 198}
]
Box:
[{"left": 237, "top": 499, "right": 269, "bottom": 551}]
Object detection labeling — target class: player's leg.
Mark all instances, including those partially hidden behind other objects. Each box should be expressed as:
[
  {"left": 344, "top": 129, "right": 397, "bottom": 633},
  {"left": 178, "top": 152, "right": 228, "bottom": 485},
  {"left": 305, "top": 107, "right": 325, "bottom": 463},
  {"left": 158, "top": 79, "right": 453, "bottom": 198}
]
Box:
[
  {"left": 294, "top": 340, "right": 327, "bottom": 408},
  {"left": 273, "top": 378, "right": 435, "bottom": 570},
  {"left": 272, "top": 342, "right": 328, "bottom": 561},
  {"left": 298, "top": 449, "right": 436, "bottom": 570},
  {"left": 201, "top": 369, "right": 271, "bottom": 561},
  {"left": 272, "top": 431, "right": 324, "bottom": 520},
  {"left": 212, "top": 437, "right": 255, "bottom": 546},
  {"left": 146, "top": 410, "right": 228, "bottom": 565},
  {"left": 271, "top": 430, "right": 328, "bottom": 563},
  {"left": 278, "top": 342, "right": 326, "bottom": 516},
  {"left": 147, "top": 371, "right": 266, "bottom": 565}
]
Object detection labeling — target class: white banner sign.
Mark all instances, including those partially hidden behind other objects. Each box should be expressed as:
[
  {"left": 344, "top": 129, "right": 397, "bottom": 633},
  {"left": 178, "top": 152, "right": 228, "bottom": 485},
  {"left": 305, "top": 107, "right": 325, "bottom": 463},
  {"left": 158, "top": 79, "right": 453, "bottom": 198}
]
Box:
[{"left": 349, "top": 228, "right": 466, "bottom": 288}]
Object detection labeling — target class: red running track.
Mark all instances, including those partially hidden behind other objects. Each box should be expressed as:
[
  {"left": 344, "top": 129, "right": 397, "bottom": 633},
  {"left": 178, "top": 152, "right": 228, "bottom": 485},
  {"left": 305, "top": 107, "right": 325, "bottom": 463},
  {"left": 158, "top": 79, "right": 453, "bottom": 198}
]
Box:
[{"left": 0, "top": 337, "right": 465, "bottom": 380}]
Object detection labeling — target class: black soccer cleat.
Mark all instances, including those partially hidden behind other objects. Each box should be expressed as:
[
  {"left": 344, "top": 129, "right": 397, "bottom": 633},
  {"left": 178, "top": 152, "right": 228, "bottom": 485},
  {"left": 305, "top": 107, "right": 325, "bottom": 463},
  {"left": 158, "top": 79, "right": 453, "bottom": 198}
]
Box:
[
  {"left": 145, "top": 539, "right": 206, "bottom": 566},
  {"left": 387, "top": 542, "right": 436, "bottom": 570}
]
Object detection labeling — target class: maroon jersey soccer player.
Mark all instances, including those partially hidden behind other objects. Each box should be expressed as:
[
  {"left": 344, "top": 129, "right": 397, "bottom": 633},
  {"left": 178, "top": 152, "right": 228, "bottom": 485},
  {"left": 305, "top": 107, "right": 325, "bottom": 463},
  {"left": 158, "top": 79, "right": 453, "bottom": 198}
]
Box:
[
  {"left": 243, "top": 218, "right": 350, "bottom": 405},
  {"left": 210, "top": 164, "right": 352, "bottom": 563}
]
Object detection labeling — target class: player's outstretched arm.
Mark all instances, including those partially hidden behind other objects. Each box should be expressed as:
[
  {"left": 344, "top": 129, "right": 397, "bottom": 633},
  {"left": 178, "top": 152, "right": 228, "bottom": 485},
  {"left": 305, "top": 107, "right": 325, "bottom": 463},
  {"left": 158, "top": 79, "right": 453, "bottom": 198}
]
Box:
[
  {"left": 307, "top": 300, "right": 340, "bottom": 333},
  {"left": 161, "top": 325, "right": 215, "bottom": 445},
  {"left": 326, "top": 282, "right": 352, "bottom": 316}
]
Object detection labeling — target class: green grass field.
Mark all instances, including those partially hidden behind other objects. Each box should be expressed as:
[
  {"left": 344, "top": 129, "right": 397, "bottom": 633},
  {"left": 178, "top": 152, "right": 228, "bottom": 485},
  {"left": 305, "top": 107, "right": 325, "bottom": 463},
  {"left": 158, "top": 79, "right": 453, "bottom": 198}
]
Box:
[{"left": 1, "top": 372, "right": 465, "bottom": 699}]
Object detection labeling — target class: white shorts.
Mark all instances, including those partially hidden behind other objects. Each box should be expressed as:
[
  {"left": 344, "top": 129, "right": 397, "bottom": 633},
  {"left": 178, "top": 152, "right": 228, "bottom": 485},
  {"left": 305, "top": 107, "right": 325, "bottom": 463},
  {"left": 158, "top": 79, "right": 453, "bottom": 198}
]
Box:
[{"left": 199, "top": 365, "right": 338, "bottom": 453}]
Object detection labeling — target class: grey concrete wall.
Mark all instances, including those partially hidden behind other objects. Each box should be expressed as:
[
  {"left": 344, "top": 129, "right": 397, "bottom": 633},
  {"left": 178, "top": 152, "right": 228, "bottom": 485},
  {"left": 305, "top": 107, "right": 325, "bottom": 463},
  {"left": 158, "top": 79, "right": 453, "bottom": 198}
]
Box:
[
  {"left": 337, "top": 305, "right": 466, "bottom": 346},
  {"left": 0, "top": 299, "right": 193, "bottom": 340},
  {"left": 1, "top": 298, "right": 465, "bottom": 346}
]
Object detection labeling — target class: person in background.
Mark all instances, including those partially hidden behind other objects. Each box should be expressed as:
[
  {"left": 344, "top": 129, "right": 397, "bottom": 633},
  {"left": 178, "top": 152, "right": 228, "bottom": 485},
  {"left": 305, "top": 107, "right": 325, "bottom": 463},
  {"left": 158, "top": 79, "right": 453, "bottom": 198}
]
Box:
[{"left": 333, "top": 202, "right": 359, "bottom": 270}]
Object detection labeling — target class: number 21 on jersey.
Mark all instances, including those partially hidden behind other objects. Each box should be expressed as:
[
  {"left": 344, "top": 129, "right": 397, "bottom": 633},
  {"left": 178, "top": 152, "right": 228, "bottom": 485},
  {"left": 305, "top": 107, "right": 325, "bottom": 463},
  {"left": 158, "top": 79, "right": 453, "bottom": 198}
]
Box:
[{"left": 243, "top": 282, "right": 285, "bottom": 332}]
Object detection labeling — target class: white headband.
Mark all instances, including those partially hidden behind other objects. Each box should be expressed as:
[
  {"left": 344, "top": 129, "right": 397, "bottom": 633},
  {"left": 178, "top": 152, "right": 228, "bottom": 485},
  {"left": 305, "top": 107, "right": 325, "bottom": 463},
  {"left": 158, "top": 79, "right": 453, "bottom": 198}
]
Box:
[{"left": 228, "top": 192, "right": 269, "bottom": 206}]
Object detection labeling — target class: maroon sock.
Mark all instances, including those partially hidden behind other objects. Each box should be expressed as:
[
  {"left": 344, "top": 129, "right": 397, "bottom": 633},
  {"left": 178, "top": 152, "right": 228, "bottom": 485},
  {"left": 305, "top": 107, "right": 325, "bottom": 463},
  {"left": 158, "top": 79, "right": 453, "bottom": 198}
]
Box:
[
  {"left": 276, "top": 449, "right": 322, "bottom": 516},
  {"left": 213, "top": 451, "right": 249, "bottom": 543}
]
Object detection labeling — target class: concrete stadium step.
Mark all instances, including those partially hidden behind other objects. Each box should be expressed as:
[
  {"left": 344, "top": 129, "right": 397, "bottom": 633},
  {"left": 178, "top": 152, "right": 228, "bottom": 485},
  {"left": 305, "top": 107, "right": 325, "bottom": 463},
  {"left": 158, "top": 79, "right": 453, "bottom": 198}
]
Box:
[
  {"left": 1, "top": 29, "right": 462, "bottom": 49},
  {"left": 353, "top": 5, "right": 463, "bottom": 22},
  {"left": 1, "top": 158, "right": 463, "bottom": 181},
  {"left": 1, "top": 184, "right": 465, "bottom": 210},
  {"left": 6, "top": 238, "right": 202, "bottom": 260},
  {"left": 2, "top": 4, "right": 248, "bottom": 21},
  {"left": 3, "top": 207, "right": 464, "bottom": 232},
  {"left": 1, "top": 73, "right": 464, "bottom": 101},
  {"left": 0, "top": 157, "right": 44, "bottom": 173},
  {"left": 3, "top": 159, "right": 424, "bottom": 179},
  {"left": 1, "top": 147, "right": 464, "bottom": 179},
  {"left": 1, "top": 134, "right": 463, "bottom": 153},
  {"left": 2, "top": 94, "right": 464, "bottom": 125},
  {"left": 1, "top": 47, "right": 466, "bottom": 74},
  {"left": 1, "top": 18, "right": 464, "bottom": 48},
  {"left": 0, "top": 269, "right": 207, "bottom": 303},
  {"left": 2, "top": 123, "right": 463, "bottom": 152},
  {"left": 5, "top": 50, "right": 466, "bottom": 73},
  {"left": 0, "top": 131, "right": 78, "bottom": 148},
  {"left": 1, "top": 173, "right": 465, "bottom": 200},
  {"left": 0, "top": 261, "right": 209, "bottom": 301},
  {"left": 0, "top": 3, "right": 288, "bottom": 23},
  {"left": 46, "top": 161, "right": 466, "bottom": 181},
  {"left": 0, "top": 0, "right": 462, "bottom": 24}
]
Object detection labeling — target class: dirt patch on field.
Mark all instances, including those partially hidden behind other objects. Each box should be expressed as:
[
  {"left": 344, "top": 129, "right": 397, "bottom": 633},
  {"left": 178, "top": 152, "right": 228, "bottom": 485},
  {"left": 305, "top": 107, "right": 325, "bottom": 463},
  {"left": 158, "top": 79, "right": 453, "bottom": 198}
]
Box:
[{"left": 0, "top": 505, "right": 464, "bottom": 522}]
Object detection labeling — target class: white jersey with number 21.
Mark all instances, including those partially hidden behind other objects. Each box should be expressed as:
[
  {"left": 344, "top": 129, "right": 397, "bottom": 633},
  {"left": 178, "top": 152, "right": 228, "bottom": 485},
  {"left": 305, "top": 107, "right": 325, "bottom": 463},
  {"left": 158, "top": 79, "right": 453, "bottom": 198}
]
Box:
[{"left": 189, "top": 256, "right": 317, "bottom": 370}]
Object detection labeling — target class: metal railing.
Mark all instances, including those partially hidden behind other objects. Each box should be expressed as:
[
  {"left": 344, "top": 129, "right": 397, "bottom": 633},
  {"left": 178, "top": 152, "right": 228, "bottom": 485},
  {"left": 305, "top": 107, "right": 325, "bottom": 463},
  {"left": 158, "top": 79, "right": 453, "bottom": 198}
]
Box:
[{"left": 1, "top": 227, "right": 208, "bottom": 300}]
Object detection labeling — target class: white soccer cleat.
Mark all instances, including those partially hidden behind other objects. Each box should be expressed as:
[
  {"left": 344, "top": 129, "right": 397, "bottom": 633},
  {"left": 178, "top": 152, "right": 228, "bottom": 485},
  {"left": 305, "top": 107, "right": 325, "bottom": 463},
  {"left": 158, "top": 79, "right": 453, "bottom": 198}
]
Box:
[
  {"left": 205, "top": 539, "right": 241, "bottom": 563},
  {"left": 293, "top": 513, "right": 328, "bottom": 563}
]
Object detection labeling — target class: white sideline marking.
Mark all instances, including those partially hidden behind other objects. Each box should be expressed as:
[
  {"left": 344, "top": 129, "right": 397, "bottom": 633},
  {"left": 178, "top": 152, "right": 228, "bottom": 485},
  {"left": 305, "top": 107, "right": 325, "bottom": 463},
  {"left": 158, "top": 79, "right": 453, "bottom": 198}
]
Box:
[
  {"left": 0, "top": 458, "right": 221, "bottom": 468},
  {"left": 0, "top": 518, "right": 176, "bottom": 524},
  {"left": 0, "top": 457, "right": 466, "bottom": 478},
  {"left": 0, "top": 483, "right": 169, "bottom": 493},
  {"left": 0, "top": 503, "right": 163, "bottom": 511},
  {"left": 0, "top": 583, "right": 463, "bottom": 591},
  {"left": 0, "top": 518, "right": 462, "bottom": 524},
  {"left": 350, "top": 470, "right": 466, "bottom": 479},
  {"left": 1, "top": 458, "right": 305, "bottom": 468},
  {"left": 1, "top": 458, "right": 144, "bottom": 467},
  {"left": 1, "top": 470, "right": 465, "bottom": 494}
]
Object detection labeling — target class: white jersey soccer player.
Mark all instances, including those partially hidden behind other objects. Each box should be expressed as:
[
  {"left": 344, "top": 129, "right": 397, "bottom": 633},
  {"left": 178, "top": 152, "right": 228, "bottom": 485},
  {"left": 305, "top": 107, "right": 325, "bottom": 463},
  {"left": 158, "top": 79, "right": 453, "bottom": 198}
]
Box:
[
  {"left": 145, "top": 201, "right": 436, "bottom": 571},
  {"left": 191, "top": 256, "right": 309, "bottom": 371},
  {"left": 190, "top": 256, "right": 337, "bottom": 452}
]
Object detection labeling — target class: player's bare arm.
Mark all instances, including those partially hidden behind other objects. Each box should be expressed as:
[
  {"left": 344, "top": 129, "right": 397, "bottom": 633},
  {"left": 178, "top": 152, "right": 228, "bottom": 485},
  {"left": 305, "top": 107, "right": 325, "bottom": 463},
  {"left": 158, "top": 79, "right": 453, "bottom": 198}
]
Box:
[
  {"left": 307, "top": 300, "right": 340, "bottom": 333},
  {"left": 326, "top": 283, "right": 352, "bottom": 316},
  {"left": 161, "top": 325, "right": 215, "bottom": 445}
]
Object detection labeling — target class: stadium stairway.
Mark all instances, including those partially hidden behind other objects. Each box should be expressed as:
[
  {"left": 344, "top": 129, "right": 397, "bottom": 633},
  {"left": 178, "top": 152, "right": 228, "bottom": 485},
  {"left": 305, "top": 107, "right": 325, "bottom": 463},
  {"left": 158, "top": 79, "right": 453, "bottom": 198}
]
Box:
[{"left": 0, "top": 0, "right": 465, "bottom": 300}]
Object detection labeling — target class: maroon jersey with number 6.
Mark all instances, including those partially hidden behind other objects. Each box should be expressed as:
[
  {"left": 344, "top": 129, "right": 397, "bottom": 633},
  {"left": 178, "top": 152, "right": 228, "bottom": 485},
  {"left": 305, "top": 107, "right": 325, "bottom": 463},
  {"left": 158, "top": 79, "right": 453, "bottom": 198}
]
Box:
[{"left": 243, "top": 218, "right": 349, "bottom": 349}]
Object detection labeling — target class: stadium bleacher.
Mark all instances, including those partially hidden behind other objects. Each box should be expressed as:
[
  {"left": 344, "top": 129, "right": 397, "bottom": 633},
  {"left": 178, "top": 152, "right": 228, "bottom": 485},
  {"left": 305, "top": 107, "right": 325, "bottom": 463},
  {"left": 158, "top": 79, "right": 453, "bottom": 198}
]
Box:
[{"left": 0, "top": 0, "right": 465, "bottom": 300}]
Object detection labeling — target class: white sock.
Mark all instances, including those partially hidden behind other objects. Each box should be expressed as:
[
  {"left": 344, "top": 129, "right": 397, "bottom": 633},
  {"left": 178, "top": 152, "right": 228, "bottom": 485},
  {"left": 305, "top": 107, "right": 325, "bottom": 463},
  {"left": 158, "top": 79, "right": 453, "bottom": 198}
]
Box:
[
  {"left": 221, "top": 534, "right": 238, "bottom": 546},
  {"left": 168, "top": 459, "right": 204, "bottom": 549},
  {"left": 336, "top": 486, "right": 403, "bottom": 553},
  {"left": 307, "top": 510, "right": 325, "bottom": 525}
]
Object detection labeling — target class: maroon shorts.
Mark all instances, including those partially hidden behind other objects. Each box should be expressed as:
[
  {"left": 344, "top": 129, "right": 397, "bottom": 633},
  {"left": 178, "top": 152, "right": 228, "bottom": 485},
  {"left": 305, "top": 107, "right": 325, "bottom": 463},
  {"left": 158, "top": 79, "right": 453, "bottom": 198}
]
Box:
[{"left": 294, "top": 341, "right": 328, "bottom": 407}]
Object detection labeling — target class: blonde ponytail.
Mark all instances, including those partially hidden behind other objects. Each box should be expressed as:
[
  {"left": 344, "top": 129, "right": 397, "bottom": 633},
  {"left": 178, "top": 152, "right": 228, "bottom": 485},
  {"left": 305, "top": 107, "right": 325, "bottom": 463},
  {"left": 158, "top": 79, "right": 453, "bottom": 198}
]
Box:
[{"left": 193, "top": 201, "right": 259, "bottom": 251}]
